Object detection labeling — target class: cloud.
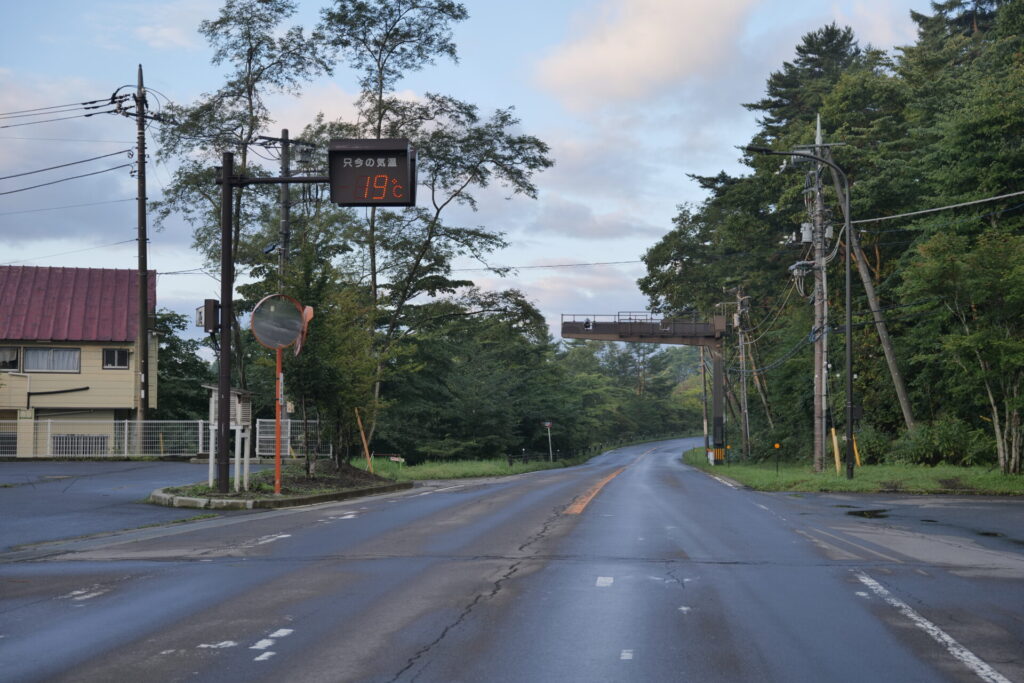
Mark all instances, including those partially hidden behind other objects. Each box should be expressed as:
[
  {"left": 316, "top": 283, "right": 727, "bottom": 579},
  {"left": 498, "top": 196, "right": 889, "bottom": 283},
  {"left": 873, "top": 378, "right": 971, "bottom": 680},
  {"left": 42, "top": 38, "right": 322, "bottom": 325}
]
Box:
[
  {"left": 537, "top": 0, "right": 759, "bottom": 110},
  {"left": 528, "top": 195, "right": 663, "bottom": 239},
  {"left": 832, "top": 1, "right": 918, "bottom": 50},
  {"left": 130, "top": 0, "right": 208, "bottom": 50}
]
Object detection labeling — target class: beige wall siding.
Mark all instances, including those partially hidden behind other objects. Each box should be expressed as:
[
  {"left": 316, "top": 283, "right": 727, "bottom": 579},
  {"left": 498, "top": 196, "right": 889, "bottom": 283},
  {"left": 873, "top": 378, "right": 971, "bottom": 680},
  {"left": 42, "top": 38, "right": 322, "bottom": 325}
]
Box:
[{"left": 0, "top": 342, "right": 157, "bottom": 411}]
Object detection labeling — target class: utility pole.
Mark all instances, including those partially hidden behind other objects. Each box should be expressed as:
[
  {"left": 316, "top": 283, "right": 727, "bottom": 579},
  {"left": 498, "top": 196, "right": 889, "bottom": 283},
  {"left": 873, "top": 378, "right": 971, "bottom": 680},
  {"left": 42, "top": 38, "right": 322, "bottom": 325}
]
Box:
[
  {"left": 736, "top": 290, "right": 751, "bottom": 459},
  {"left": 134, "top": 65, "right": 149, "bottom": 435},
  {"left": 700, "top": 345, "right": 709, "bottom": 453},
  {"left": 810, "top": 116, "right": 828, "bottom": 473},
  {"left": 279, "top": 128, "right": 291, "bottom": 290}
]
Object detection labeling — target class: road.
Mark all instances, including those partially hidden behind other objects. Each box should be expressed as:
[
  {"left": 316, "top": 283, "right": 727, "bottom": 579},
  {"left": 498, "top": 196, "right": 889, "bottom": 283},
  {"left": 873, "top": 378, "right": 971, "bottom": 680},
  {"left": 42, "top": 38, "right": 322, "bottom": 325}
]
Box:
[{"left": 1, "top": 439, "right": 1022, "bottom": 682}]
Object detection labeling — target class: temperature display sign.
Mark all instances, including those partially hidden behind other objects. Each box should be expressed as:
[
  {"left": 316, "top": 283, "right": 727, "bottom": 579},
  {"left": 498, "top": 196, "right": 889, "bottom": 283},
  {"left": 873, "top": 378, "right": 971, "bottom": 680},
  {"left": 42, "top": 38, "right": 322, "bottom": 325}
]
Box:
[{"left": 328, "top": 138, "right": 416, "bottom": 207}]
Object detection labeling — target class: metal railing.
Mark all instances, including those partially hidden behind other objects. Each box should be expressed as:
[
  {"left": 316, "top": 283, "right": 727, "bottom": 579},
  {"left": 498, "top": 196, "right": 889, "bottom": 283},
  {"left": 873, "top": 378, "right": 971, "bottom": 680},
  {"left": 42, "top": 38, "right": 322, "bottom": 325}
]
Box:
[
  {"left": 255, "top": 419, "right": 332, "bottom": 459},
  {"left": 0, "top": 419, "right": 211, "bottom": 458}
]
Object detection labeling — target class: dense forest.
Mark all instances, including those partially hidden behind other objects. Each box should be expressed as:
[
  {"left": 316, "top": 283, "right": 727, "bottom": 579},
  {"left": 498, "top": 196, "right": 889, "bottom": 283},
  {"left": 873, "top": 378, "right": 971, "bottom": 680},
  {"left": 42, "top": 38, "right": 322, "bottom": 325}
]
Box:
[
  {"left": 640, "top": 0, "right": 1023, "bottom": 473},
  {"left": 153, "top": 0, "right": 1022, "bottom": 474}
]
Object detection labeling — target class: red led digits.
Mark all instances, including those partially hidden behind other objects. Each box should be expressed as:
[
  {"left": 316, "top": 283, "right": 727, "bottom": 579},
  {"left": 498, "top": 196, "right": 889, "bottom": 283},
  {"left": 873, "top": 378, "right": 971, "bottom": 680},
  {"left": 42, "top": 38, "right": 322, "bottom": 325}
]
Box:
[{"left": 360, "top": 174, "right": 405, "bottom": 201}]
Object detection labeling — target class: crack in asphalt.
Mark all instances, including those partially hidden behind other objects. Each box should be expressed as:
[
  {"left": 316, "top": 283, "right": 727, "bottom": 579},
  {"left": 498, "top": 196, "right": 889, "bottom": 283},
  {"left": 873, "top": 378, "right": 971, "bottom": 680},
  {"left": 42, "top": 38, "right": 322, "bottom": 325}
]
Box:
[{"left": 390, "top": 505, "right": 566, "bottom": 682}]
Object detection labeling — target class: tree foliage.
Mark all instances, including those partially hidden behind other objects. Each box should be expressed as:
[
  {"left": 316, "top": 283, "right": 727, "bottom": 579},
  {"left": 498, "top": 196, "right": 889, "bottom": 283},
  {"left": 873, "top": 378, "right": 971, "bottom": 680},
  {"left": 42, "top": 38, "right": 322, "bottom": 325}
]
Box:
[{"left": 639, "top": 2, "right": 1024, "bottom": 472}]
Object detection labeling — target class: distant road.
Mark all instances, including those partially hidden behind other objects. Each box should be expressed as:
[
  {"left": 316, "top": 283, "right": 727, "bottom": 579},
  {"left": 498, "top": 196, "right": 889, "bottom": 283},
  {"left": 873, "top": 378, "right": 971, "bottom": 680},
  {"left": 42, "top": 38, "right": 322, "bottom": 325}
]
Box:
[{"left": 1, "top": 439, "right": 1022, "bottom": 682}]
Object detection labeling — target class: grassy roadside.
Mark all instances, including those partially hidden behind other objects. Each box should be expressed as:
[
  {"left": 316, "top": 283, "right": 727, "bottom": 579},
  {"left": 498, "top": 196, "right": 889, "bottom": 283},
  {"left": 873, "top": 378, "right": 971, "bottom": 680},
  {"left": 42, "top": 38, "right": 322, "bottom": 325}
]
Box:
[
  {"left": 683, "top": 449, "right": 1024, "bottom": 495},
  {"left": 352, "top": 457, "right": 567, "bottom": 481}
]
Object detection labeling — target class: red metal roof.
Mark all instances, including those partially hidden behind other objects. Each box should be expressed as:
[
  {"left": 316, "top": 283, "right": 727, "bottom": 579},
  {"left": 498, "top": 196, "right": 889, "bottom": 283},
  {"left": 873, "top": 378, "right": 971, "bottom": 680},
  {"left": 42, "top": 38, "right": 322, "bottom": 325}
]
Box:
[{"left": 0, "top": 266, "right": 156, "bottom": 342}]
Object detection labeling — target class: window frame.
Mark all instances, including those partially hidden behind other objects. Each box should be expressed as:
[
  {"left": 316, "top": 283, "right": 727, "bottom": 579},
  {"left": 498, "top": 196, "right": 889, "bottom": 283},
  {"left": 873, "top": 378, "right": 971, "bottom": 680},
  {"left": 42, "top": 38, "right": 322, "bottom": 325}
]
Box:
[
  {"left": 102, "top": 348, "right": 130, "bottom": 370},
  {"left": 0, "top": 346, "right": 18, "bottom": 372},
  {"left": 23, "top": 347, "right": 81, "bottom": 374}
]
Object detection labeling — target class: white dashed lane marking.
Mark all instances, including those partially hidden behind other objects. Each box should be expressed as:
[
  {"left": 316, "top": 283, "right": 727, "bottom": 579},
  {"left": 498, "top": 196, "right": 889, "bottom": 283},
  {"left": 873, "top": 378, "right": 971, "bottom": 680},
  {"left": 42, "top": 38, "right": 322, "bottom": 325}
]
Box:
[
  {"left": 596, "top": 576, "right": 614, "bottom": 587},
  {"left": 197, "top": 641, "right": 237, "bottom": 649},
  {"left": 253, "top": 652, "right": 275, "bottom": 661},
  {"left": 620, "top": 649, "right": 634, "bottom": 660},
  {"left": 250, "top": 639, "right": 275, "bottom": 650}
]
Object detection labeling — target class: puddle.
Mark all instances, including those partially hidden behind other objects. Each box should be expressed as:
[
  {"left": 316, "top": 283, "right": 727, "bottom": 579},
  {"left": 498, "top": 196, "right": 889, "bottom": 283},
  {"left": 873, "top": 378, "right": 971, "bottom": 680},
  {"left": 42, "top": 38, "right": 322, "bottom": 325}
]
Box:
[
  {"left": 832, "top": 505, "right": 857, "bottom": 508},
  {"left": 920, "top": 519, "right": 938, "bottom": 523},
  {"left": 976, "top": 531, "right": 1005, "bottom": 538},
  {"left": 846, "top": 509, "right": 890, "bottom": 519}
]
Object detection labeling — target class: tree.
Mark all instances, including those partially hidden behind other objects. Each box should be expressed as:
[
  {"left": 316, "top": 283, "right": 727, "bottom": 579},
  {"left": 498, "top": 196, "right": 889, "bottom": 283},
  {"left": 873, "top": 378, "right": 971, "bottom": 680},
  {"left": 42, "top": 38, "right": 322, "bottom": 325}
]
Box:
[
  {"left": 150, "top": 311, "right": 213, "bottom": 420},
  {"left": 153, "top": 0, "right": 329, "bottom": 390}
]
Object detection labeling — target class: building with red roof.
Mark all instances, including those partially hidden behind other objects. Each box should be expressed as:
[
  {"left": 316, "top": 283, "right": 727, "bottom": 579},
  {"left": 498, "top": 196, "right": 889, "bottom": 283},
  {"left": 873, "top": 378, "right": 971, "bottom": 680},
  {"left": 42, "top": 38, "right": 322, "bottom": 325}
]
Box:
[{"left": 0, "top": 266, "right": 157, "bottom": 456}]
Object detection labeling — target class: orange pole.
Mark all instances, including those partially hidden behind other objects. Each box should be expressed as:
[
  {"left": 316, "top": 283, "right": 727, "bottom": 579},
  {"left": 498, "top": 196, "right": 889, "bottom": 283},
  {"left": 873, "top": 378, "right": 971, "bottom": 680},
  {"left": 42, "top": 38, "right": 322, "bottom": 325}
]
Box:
[{"left": 274, "top": 347, "right": 282, "bottom": 494}]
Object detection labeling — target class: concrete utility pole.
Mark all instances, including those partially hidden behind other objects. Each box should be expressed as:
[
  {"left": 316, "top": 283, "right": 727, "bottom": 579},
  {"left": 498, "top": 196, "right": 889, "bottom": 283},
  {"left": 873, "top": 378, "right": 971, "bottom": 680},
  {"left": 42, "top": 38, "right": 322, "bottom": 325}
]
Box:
[
  {"left": 736, "top": 290, "right": 751, "bottom": 460},
  {"left": 135, "top": 64, "right": 149, "bottom": 433},
  {"left": 279, "top": 128, "right": 291, "bottom": 289},
  {"left": 700, "top": 345, "right": 709, "bottom": 453},
  {"left": 810, "top": 117, "right": 828, "bottom": 473}
]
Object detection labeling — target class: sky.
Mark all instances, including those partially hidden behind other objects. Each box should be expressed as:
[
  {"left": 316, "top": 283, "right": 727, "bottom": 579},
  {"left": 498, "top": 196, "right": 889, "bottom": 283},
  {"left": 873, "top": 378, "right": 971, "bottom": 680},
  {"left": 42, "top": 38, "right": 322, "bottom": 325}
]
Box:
[{"left": 0, "top": 0, "right": 929, "bottom": 342}]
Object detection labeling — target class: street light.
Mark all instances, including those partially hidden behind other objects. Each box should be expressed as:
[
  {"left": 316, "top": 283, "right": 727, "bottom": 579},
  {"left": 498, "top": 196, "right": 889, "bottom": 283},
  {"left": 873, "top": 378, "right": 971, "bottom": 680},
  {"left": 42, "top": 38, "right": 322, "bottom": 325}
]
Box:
[{"left": 745, "top": 145, "right": 855, "bottom": 479}]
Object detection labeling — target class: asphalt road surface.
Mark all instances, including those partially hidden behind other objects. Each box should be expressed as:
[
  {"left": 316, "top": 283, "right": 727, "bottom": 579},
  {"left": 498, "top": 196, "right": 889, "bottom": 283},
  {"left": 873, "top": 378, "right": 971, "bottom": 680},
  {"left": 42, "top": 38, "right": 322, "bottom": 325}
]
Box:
[{"left": 1, "top": 439, "right": 1022, "bottom": 682}]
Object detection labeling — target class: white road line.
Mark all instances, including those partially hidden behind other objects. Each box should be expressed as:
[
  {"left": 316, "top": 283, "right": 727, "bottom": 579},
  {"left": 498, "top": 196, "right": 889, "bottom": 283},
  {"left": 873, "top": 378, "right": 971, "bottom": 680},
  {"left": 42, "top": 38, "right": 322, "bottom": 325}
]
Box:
[
  {"left": 253, "top": 652, "right": 276, "bottom": 662},
  {"left": 269, "top": 629, "right": 293, "bottom": 638},
  {"left": 620, "top": 649, "right": 634, "bottom": 660},
  {"left": 596, "top": 576, "right": 614, "bottom": 587},
  {"left": 340, "top": 514, "right": 358, "bottom": 519},
  {"left": 250, "top": 639, "right": 275, "bottom": 650},
  {"left": 255, "top": 534, "right": 292, "bottom": 545},
  {"left": 711, "top": 475, "right": 738, "bottom": 489},
  {"left": 433, "top": 485, "right": 466, "bottom": 493},
  {"left": 756, "top": 503, "right": 770, "bottom": 511},
  {"left": 678, "top": 606, "right": 692, "bottom": 614},
  {"left": 855, "top": 571, "right": 1011, "bottom": 683},
  {"left": 72, "top": 591, "right": 107, "bottom": 601},
  {"left": 197, "top": 641, "right": 237, "bottom": 649}
]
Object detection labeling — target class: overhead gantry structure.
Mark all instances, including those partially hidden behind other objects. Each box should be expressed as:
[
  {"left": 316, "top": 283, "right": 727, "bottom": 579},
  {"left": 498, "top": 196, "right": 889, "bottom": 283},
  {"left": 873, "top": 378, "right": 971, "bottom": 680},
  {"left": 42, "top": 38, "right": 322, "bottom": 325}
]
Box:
[{"left": 561, "top": 312, "right": 729, "bottom": 462}]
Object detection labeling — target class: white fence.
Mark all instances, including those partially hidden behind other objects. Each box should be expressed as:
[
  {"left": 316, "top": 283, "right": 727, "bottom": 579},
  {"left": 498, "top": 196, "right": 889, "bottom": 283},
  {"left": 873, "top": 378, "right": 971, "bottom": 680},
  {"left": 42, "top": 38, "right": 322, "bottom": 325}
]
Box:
[
  {"left": 255, "top": 419, "right": 331, "bottom": 459},
  {"left": 0, "top": 419, "right": 211, "bottom": 458}
]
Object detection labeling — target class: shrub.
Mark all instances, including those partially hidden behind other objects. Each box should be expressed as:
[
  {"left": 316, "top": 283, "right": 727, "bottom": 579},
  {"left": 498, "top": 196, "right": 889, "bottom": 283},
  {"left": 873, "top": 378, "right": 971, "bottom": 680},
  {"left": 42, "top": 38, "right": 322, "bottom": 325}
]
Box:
[{"left": 887, "top": 416, "right": 994, "bottom": 466}]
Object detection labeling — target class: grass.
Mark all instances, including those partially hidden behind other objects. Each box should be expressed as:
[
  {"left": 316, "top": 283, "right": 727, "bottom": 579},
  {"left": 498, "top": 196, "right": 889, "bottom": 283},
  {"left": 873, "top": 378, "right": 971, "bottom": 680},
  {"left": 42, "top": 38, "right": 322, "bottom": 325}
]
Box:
[
  {"left": 163, "top": 461, "right": 392, "bottom": 499},
  {"left": 683, "top": 449, "right": 1024, "bottom": 495},
  {"left": 351, "top": 457, "right": 569, "bottom": 481}
]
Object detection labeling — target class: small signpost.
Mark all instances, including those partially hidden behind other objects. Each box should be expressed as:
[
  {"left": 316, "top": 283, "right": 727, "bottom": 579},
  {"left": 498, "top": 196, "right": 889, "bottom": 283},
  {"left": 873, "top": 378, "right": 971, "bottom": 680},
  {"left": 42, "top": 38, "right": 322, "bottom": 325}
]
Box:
[
  {"left": 251, "top": 294, "right": 313, "bottom": 494},
  {"left": 543, "top": 421, "right": 554, "bottom": 462}
]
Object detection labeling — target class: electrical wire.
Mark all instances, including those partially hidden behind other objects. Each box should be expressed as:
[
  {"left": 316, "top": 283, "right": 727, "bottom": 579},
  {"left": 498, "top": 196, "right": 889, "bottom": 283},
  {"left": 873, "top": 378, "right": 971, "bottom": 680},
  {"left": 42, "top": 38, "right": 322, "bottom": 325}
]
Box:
[
  {"left": 853, "top": 188, "right": 1024, "bottom": 225},
  {"left": 0, "top": 98, "right": 115, "bottom": 118},
  {"left": 0, "top": 149, "right": 132, "bottom": 181},
  {"left": 0, "top": 197, "right": 135, "bottom": 217},
  {"left": 0, "top": 163, "right": 132, "bottom": 196},
  {"left": 0, "top": 238, "right": 137, "bottom": 266},
  {"left": 0, "top": 136, "right": 134, "bottom": 143},
  {"left": 0, "top": 108, "right": 121, "bottom": 130},
  {"left": 452, "top": 260, "right": 641, "bottom": 272}
]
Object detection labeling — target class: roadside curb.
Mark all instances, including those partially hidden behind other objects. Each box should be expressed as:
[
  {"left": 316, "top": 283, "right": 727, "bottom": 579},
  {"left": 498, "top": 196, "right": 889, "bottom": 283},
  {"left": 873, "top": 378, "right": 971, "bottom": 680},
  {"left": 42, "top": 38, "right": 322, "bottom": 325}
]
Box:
[{"left": 148, "top": 481, "right": 414, "bottom": 510}]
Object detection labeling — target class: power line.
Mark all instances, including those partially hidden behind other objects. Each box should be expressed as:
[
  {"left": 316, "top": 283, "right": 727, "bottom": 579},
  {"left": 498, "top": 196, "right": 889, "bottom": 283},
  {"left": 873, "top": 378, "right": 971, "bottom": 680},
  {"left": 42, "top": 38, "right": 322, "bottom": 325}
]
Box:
[
  {"left": 0, "top": 238, "right": 137, "bottom": 266},
  {"left": 854, "top": 189, "right": 1024, "bottom": 225},
  {"left": 0, "top": 136, "right": 134, "bottom": 143},
  {"left": 0, "top": 197, "right": 135, "bottom": 217},
  {"left": 0, "top": 163, "right": 132, "bottom": 196},
  {"left": 0, "top": 98, "right": 114, "bottom": 118},
  {"left": 0, "top": 108, "right": 121, "bottom": 130},
  {"left": 452, "top": 260, "right": 642, "bottom": 272},
  {"left": 0, "top": 149, "right": 132, "bottom": 181}
]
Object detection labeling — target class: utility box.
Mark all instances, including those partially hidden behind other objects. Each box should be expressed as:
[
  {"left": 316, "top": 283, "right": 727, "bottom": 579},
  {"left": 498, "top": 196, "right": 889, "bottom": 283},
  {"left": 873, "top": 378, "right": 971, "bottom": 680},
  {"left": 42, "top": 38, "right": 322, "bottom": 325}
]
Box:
[{"left": 328, "top": 138, "right": 416, "bottom": 207}]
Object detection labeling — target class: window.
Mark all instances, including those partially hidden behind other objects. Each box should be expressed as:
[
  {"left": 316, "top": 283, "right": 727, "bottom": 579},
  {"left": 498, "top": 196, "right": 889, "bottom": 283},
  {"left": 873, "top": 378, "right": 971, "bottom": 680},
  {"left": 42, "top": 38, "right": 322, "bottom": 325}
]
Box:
[
  {"left": 103, "top": 348, "right": 129, "bottom": 369},
  {"left": 24, "top": 347, "right": 80, "bottom": 373},
  {"left": 0, "top": 347, "right": 17, "bottom": 371}
]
